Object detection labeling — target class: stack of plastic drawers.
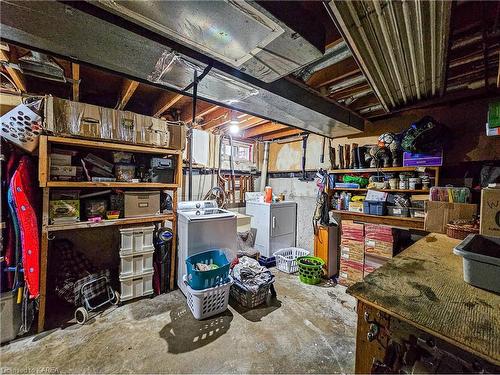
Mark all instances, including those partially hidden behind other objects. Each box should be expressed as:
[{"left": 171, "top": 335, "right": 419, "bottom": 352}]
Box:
[{"left": 119, "top": 226, "right": 155, "bottom": 302}]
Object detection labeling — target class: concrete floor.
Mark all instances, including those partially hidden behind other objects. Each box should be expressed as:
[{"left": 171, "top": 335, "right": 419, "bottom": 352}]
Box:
[{"left": 1, "top": 272, "right": 357, "bottom": 374}]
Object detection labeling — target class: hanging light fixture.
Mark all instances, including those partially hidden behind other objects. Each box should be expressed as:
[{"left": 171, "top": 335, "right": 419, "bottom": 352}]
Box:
[{"left": 229, "top": 110, "right": 240, "bottom": 134}]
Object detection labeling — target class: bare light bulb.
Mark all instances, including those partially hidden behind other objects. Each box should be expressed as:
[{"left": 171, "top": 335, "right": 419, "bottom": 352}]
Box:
[{"left": 229, "top": 124, "right": 240, "bottom": 134}]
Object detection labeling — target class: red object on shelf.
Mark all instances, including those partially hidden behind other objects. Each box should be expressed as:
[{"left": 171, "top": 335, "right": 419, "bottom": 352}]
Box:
[{"left": 264, "top": 186, "right": 273, "bottom": 203}]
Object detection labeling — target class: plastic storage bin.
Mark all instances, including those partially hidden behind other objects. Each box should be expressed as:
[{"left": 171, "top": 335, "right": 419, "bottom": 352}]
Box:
[
  {"left": 453, "top": 234, "right": 500, "bottom": 293},
  {"left": 409, "top": 207, "right": 425, "bottom": 218},
  {"left": 115, "top": 164, "right": 136, "bottom": 182},
  {"left": 387, "top": 206, "right": 409, "bottom": 217},
  {"left": 297, "top": 256, "right": 325, "bottom": 285},
  {"left": 185, "top": 249, "right": 230, "bottom": 290},
  {"left": 363, "top": 201, "right": 387, "bottom": 216},
  {"left": 120, "top": 250, "right": 154, "bottom": 276},
  {"left": 230, "top": 277, "right": 275, "bottom": 308},
  {"left": 273, "top": 247, "right": 310, "bottom": 273},
  {"left": 120, "top": 226, "right": 155, "bottom": 255},
  {"left": 119, "top": 270, "right": 154, "bottom": 301},
  {"left": 0, "top": 292, "right": 21, "bottom": 344},
  {"left": 183, "top": 275, "right": 233, "bottom": 320}
]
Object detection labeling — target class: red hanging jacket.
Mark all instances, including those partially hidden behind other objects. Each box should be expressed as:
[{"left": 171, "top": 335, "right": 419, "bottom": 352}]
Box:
[{"left": 10, "top": 156, "right": 39, "bottom": 298}]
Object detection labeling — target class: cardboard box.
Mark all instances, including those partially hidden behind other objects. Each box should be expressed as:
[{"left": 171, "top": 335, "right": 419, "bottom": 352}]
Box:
[
  {"left": 340, "top": 238, "right": 365, "bottom": 254},
  {"left": 50, "top": 153, "right": 72, "bottom": 166},
  {"left": 348, "top": 201, "right": 364, "bottom": 213},
  {"left": 340, "top": 247, "right": 364, "bottom": 263},
  {"left": 341, "top": 220, "right": 364, "bottom": 241},
  {"left": 424, "top": 201, "right": 477, "bottom": 233},
  {"left": 365, "top": 239, "right": 395, "bottom": 259},
  {"left": 480, "top": 188, "right": 500, "bottom": 237},
  {"left": 124, "top": 191, "right": 160, "bottom": 218},
  {"left": 338, "top": 259, "right": 364, "bottom": 287},
  {"left": 403, "top": 149, "right": 443, "bottom": 167},
  {"left": 363, "top": 255, "right": 387, "bottom": 278}
]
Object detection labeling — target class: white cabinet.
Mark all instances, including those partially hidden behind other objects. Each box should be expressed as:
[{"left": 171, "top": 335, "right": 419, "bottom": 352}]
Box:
[{"left": 245, "top": 201, "right": 297, "bottom": 257}]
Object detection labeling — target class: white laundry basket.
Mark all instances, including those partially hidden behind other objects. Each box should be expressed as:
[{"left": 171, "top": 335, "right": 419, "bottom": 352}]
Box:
[
  {"left": 273, "top": 247, "right": 310, "bottom": 274},
  {"left": 183, "top": 275, "right": 233, "bottom": 320}
]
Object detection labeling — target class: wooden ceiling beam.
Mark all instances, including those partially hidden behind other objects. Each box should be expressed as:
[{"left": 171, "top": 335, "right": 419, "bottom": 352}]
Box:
[
  {"left": 201, "top": 109, "right": 231, "bottom": 131},
  {"left": 261, "top": 128, "right": 304, "bottom": 141},
  {"left": 71, "top": 63, "right": 80, "bottom": 101},
  {"left": 180, "top": 100, "right": 219, "bottom": 122},
  {"left": 243, "top": 122, "right": 289, "bottom": 138},
  {"left": 0, "top": 45, "right": 26, "bottom": 92},
  {"left": 116, "top": 78, "right": 139, "bottom": 110},
  {"left": 153, "top": 92, "right": 182, "bottom": 117},
  {"left": 307, "top": 57, "right": 360, "bottom": 89}
]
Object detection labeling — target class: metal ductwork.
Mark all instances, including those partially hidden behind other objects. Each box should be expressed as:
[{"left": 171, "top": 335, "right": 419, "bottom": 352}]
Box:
[
  {"left": 326, "top": 0, "right": 452, "bottom": 111},
  {"left": 0, "top": 0, "right": 365, "bottom": 138},
  {"left": 95, "top": 0, "right": 324, "bottom": 84},
  {"left": 18, "top": 51, "right": 67, "bottom": 82},
  {"left": 294, "top": 41, "right": 351, "bottom": 82}
]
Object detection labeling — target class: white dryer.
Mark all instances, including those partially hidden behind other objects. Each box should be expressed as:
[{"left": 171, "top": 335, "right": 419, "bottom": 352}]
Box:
[{"left": 177, "top": 200, "right": 236, "bottom": 296}]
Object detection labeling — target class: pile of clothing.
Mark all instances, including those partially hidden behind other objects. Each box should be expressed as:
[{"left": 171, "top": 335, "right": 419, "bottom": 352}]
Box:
[{"left": 231, "top": 256, "right": 273, "bottom": 293}]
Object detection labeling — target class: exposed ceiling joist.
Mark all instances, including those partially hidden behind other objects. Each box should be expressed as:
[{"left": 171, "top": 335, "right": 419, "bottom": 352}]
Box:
[
  {"left": 244, "top": 122, "right": 288, "bottom": 138},
  {"left": 116, "top": 78, "right": 139, "bottom": 110},
  {"left": 71, "top": 63, "right": 80, "bottom": 101},
  {"left": 181, "top": 101, "right": 219, "bottom": 123},
  {"left": 308, "top": 57, "right": 360, "bottom": 89},
  {"left": 262, "top": 128, "right": 303, "bottom": 141},
  {"left": 238, "top": 117, "right": 268, "bottom": 131},
  {"left": 153, "top": 92, "right": 182, "bottom": 117},
  {"left": 0, "top": 45, "right": 26, "bottom": 92},
  {"left": 200, "top": 108, "right": 231, "bottom": 130}
]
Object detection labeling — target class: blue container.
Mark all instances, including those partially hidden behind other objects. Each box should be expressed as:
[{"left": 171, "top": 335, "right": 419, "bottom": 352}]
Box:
[
  {"left": 186, "top": 249, "right": 230, "bottom": 290},
  {"left": 258, "top": 255, "right": 276, "bottom": 268},
  {"left": 363, "top": 201, "right": 387, "bottom": 216}
]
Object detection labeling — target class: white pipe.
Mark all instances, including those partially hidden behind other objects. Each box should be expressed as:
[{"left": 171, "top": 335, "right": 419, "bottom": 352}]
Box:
[
  {"left": 402, "top": 0, "right": 421, "bottom": 100},
  {"left": 259, "top": 141, "right": 270, "bottom": 192},
  {"left": 430, "top": 0, "right": 436, "bottom": 96},
  {"left": 373, "top": 0, "right": 407, "bottom": 104},
  {"left": 346, "top": 1, "right": 396, "bottom": 107}
]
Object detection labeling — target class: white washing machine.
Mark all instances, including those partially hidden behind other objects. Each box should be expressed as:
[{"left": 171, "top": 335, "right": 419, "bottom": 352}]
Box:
[{"left": 177, "top": 200, "right": 236, "bottom": 296}]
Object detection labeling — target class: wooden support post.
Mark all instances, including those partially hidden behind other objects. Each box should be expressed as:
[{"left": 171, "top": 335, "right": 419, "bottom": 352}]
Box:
[
  {"left": 117, "top": 79, "right": 139, "bottom": 110},
  {"left": 71, "top": 63, "right": 80, "bottom": 102},
  {"left": 37, "top": 188, "right": 50, "bottom": 333}
]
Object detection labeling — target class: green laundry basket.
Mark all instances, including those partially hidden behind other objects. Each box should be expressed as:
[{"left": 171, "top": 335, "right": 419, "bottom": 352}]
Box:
[{"left": 296, "top": 256, "right": 325, "bottom": 285}]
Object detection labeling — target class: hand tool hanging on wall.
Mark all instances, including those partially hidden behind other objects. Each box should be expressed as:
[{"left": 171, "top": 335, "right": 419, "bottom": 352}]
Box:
[
  {"left": 338, "top": 144, "right": 344, "bottom": 169},
  {"left": 328, "top": 139, "right": 336, "bottom": 169},
  {"left": 298, "top": 134, "right": 314, "bottom": 181},
  {"left": 344, "top": 144, "right": 350, "bottom": 169},
  {"left": 351, "top": 143, "right": 359, "bottom": 169},
  {"left": 320, "top": 137, "right": 326, "bottom": 164}
]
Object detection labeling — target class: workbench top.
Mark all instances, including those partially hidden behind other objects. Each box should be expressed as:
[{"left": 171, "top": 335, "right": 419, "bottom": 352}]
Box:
[{"left": 347, "top": 233, "right": 500, "bottom": 365}]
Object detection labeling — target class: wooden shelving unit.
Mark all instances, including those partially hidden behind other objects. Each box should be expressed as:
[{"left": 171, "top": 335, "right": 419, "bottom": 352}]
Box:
[
  {"left": 332, "top": 187, "right": 431, "bottom": 194},
  {"left": 46, "top": 213, "right": 175, "bottom": 232},
  {"left": 46, "top": 181, "right": 177, "bottom": 189},
  {"left": 328, "top": 166, "right": 440, "bottom": 174},
  {"left": 331, "top": 210, "right": 425, "bottom": 230},
  {"left": 329, "top": 166, "right": 440, "bottom": 192},
  {"left": 37, "top": 135, "right": 183, "bottom": 332}
]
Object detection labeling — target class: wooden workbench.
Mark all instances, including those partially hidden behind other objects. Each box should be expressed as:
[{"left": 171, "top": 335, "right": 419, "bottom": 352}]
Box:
[{"left": 347, "top": 233, "right": 500, "bottom": 372}]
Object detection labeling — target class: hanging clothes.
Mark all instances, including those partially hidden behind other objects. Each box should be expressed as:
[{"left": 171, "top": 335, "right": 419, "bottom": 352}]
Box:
[{"left": 9, "top": 156, "right": 40, "bottom": 298}]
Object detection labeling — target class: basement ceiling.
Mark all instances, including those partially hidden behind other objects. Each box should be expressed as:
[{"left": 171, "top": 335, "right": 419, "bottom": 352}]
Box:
[
  {"left": 327, "top": 0, "right": 452, "bottom": 111},
  {"left": 0, "top": 0, "right": 365, "bottom": 139}
]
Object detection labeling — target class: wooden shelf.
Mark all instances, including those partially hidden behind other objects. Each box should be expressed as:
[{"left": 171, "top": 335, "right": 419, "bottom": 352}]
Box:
[
  {"left": 47, "top": 181, "right": 177, "bottom": 189},
  {"left": 331, "top": 210, "right": 425, "bottom": 230},
  {"left": 45, "top": 213, "right": 175, "bottom": 232},
  {"left": 332, "top": 187, "right": 431, "bottom": 194},
  {"left": 47, "top": 136, "right": 182, "bottom": 155},
  {"left": 328, "top": 166, "right": 439, "bottom": 174}
]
